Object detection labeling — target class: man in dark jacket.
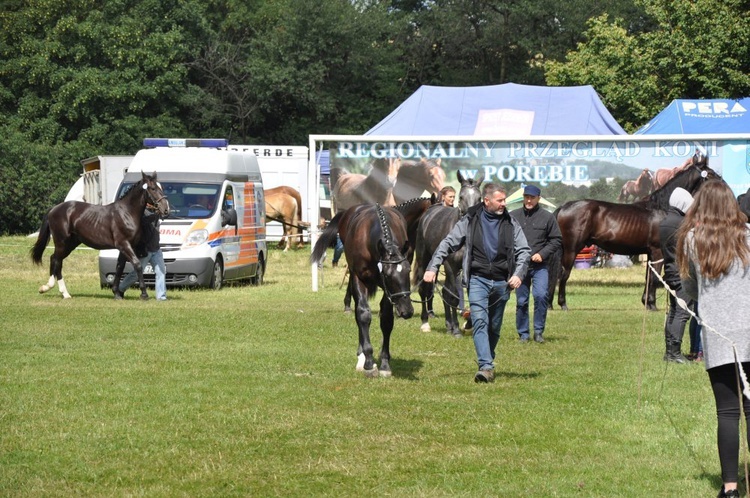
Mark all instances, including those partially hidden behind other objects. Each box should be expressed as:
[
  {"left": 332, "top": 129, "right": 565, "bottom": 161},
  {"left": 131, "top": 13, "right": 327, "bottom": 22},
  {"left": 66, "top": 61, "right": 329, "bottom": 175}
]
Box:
[
  {"left": 115, "top": 208, "right": 166, "bottom": 300},
  {"left": 423, "top": 183, "right": 530, "bottom": 383},
  {"left": 658, "top": 187, "right": 694, "bottom": 363},
  {"left": 510, "top": 185, "right": 562, "bottom": 343}
]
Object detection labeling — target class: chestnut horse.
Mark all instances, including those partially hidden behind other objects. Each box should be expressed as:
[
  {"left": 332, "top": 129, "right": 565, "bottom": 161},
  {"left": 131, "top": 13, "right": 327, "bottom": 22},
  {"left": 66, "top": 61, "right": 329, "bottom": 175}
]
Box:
[
  {"left": 617, "top": 168, "right": 653, "bottom": 202},
  {"left": 551, "top": 152, "right": 716, "bottom": 311},
  {"left": 31, "top": 172, "right": 170, "bottom": 299},
  {"left": 264, "top": 186, "right": 304, "bottom": 251},
  {"left": 392, "top": 158, "right": 446, "bottom": 204},
  {"left": 331, "top": 158, "right": 400, "bottom": 213},
  {"left": 311, "top": 203, "right": 413, "bottom": 377}
]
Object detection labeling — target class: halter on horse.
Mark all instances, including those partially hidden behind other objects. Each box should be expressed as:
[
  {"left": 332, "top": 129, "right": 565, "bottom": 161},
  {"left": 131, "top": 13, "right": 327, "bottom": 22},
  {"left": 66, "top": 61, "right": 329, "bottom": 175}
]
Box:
[
  {"left": 413, "top": 171, "right": 482, "bottom": 336},
  {"left": 31, "top": 172, "right": 170, "bottom": 299},
  {"left": 311, "top": 203, "right": 413, "bottom": 377}
]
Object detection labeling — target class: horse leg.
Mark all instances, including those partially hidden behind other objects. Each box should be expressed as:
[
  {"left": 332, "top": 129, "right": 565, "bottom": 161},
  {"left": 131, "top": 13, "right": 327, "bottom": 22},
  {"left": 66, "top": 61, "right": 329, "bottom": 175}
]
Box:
[
  {"left": 443, "top": 267, "right": 461, "bottom": 337},
  {"left": 558, "top": 249, "right": 577, "bottom": 311},
  {"left": 112, "top": 253, "right": 128, "bottom": 299},
  {"left": 117, "top": 245, "right": 149, "bottom": 300},
  {"left": 352, "top": 279, "right": 377, "bottom": 377},
  {"left": 418, "top": 280, "right": 432, "bottom": 332},
  {"left": 378, "top": 293, "right": 394, "bottom": 377},
  {"left": 343, "top": 277, "right": 353, "bottom": 312},
  {"left": 44, "top": 239, "right": 78, "bottom": 299},
  {"left": 643, "top": 254, "right": 662, "bottom": 311}
]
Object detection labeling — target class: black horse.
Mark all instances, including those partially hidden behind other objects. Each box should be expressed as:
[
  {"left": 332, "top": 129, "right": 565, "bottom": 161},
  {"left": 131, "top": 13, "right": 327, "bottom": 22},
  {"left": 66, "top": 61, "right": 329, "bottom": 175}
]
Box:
[
  {"left": 312, "top": 203, "right": 414, "bottom": 377},
  {"left": 31, "top": 172, "right": 170, "bottom": 299},
  {"left": 551, "top": 152, "right": 716, "bottom": 311},
  {"left": 412, "top": 171, "right": 482, "bottom": 336}
]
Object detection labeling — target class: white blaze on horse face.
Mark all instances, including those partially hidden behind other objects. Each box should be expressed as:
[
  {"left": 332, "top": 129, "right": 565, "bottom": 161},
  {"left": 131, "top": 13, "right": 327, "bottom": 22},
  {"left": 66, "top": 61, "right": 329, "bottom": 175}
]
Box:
[
  {"left": 396, "top": 264, "right": 403, "bottom": 272},
  {"left": 377, "top": 262, "right": 383, "bottom": 272}
]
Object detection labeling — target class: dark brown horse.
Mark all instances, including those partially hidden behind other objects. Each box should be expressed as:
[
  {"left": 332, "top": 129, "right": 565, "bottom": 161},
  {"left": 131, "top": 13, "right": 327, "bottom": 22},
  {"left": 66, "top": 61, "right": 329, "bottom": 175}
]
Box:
[
  {"left": 413, "top": 171, "right": 483, "bottom": 336},
  {"left": 392, "top": 158, "right": 446, "bottom": 205},
  {"left": 31, "top": 172, "right": 169, "bottom": 299},
  {"left": 551, "top": 152, "right": 716, "bottom": 311},
  {"left": 311, "top": 203, "right": 414, "bottom": 377},
  {"left": 264, "top": 186, "right": 304, "bottom": 251},
  {"left": 618, "top": 168, "right": 653, "bottom": 202},
  {"left": 342, "top": 195, "right": 438, "bottom": 312},
  {"left": 331, "top": 158, "right": 400, "bottom": 213}
]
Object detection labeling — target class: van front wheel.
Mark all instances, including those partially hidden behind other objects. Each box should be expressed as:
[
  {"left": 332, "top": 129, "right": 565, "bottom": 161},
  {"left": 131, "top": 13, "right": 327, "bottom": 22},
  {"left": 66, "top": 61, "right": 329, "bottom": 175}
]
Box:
[{"left": 210, "top": 258, "right": 223, "bottom": 290}]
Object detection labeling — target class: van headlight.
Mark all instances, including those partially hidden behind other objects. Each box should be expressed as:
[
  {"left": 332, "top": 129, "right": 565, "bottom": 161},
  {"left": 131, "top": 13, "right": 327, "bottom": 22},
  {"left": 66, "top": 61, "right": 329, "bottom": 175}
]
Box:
[{"left": 184, "top": 229, "right": 208, "bottom": 247}]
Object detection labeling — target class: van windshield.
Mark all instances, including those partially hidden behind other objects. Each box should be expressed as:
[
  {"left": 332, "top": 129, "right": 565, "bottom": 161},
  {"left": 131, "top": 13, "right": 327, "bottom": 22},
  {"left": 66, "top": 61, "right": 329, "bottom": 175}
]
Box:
[{"left": 117, "top": 182, "right": 222, "bottom": 219}]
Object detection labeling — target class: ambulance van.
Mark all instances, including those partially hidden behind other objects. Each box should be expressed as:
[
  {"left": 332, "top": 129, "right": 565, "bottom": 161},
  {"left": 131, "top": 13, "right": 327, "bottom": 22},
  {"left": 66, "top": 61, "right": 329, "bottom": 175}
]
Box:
[{"left": 99, "top": 138, "right": 267, "bottom": 290}]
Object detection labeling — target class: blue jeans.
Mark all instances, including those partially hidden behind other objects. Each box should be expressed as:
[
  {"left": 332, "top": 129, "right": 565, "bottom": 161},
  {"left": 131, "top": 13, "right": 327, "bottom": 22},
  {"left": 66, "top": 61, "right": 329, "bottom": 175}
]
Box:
[
  {"left": 468, "top": 275, "right": 511, "bottom": 371},
  {"left": 119, "top": 250, "right": 166, "bottom": 300},
  {"left": 332, "top": 235, "right": 344, "bottom": 264},
  {"left": 515, "top": 264, "right": 549, "bottom": 339}
]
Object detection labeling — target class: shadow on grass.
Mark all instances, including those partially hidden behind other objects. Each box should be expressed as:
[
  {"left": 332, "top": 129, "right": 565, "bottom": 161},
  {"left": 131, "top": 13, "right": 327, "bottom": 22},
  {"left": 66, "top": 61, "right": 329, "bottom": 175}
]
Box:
[{"left": 390, "top": 357, "right": 424, "bottom": 380}]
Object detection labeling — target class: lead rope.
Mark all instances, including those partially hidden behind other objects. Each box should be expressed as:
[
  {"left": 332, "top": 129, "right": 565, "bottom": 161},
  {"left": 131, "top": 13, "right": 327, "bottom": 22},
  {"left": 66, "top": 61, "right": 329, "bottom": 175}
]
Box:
[{"left": 647, "top": 259, "right": 749, "bottom": 493}]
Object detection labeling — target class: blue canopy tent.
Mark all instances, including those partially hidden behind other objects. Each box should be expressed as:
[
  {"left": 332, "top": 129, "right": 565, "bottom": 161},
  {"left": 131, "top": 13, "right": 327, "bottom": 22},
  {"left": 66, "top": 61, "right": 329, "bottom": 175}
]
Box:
[
  {"left": 365, "top": 83, "right": 626, "bottom": 136},
  {"left": 635, "top": 98, "right": 750, "bottom": 134}
]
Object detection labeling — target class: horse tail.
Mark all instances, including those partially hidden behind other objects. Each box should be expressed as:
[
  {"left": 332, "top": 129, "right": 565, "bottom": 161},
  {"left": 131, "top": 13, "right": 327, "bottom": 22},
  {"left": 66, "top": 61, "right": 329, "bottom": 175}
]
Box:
[
  {"left": 30, "top": 215, "right": 51, "bottom": 265},
  {"left": 310, "top": 212, "right": 342, "bottom": 265}
]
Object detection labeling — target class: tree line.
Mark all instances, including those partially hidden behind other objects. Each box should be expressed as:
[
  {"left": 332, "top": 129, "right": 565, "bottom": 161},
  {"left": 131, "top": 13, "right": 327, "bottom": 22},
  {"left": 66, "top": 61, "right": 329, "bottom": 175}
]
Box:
[{"left": 1, "top": 0, "right": 748, "bottom": 234}]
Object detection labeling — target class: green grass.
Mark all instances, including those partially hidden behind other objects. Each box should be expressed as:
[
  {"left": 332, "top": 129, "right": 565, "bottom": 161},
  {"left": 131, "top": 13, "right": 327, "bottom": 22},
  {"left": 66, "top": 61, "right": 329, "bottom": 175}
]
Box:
[{"left": 0, "top": 236, "right": 728, "bottom": 496}]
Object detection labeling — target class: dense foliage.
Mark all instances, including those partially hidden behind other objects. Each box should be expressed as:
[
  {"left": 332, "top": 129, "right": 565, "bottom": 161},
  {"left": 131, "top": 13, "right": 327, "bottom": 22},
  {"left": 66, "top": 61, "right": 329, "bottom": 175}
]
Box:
[{"left": 1, "top": 0, "right": 748, "bottom": 234}]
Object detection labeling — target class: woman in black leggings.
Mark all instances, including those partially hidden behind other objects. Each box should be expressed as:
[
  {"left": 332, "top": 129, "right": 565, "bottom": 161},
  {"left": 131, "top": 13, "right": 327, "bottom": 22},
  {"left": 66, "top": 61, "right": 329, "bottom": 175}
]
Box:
[{"left": 677, "top": 179, "right": 750, "bottom": 498}]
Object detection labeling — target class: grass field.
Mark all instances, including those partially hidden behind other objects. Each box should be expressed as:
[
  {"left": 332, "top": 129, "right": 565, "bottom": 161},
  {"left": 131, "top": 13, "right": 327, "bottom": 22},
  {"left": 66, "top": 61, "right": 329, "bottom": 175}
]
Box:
[{"left": 0, "top": 235, "right": 731, "bottom": 496}]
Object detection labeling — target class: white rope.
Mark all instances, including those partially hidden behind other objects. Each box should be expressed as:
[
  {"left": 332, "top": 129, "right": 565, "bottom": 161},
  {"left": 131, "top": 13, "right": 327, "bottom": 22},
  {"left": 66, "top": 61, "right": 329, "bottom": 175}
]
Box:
[{"left": 646, "top": 259, "right": 750, "bottom": 399}]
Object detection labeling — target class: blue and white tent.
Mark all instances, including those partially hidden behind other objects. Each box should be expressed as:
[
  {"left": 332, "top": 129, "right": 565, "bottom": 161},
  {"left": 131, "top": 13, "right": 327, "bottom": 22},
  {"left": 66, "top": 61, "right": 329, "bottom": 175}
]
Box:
[
  {"left": 635, "top": 98, "right": 750, "bottom": 134},
  {"left": 365, "top": 83, "right": 626, "bottom": 136}
]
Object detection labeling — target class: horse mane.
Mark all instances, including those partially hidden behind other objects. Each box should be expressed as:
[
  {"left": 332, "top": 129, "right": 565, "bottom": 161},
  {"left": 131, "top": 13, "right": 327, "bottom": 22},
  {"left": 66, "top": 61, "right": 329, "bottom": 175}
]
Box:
[
  {"left": 117, "top": 176, "right": 149, "bottom": 201},
  {"left": 375, "top": 204, "right": 393, "bottom": 248},
  {"left": 641, "top": 158, "right": 709, "bottom": 209},
  {"left": 393, "top": 196, "right": 432, "bottom": 212}
]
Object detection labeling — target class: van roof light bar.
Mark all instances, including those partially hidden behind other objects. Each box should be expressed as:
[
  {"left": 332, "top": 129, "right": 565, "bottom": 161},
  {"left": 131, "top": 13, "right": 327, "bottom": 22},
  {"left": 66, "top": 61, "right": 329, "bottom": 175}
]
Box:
[{"left": 143, "top": 138, "right": 229, "bottom": 148}]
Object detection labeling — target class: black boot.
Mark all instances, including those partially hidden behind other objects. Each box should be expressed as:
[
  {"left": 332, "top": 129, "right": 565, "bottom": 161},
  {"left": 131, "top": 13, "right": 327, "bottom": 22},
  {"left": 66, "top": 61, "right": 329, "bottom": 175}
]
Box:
[
  {"left": 717, "top": 486, "right": 740, "bottom": 498},
  {"left": 667, "top": 339, "right": 688, "bottom": 363}
]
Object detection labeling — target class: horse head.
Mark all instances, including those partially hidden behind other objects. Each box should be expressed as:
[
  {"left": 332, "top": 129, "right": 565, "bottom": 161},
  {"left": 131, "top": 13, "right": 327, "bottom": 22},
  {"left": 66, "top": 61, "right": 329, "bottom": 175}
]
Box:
[
  {"left": 647, "top": 152, "right": 718, "bottom": 208},
  {"left": 375, "top": 204, "right": 413, "bottom": 319},
  {"left": 457, "top": 170, "right": 482, "bottom": 214},
  {"left": 141, "top": 171, "right": 170, "bottom": 217},
  {"left": 371, "top": 158, "right": 400, "bottom": 186}
]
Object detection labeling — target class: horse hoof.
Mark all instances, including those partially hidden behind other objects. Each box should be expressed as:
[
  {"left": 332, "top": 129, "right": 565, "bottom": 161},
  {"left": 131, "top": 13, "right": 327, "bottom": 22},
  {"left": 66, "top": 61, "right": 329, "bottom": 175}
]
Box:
[
  {"left": 379, "top": 369, "right": 392, "bottom": 378},
  {"left": 140, "top": 295, "right": 149, "bottom": 301},
  {"left": 39, "top": 285, "right": 49, "bottom": 294},
  {"left": 420, "top": 323, "right": 431, "bottom": 332},
  {"left": 363, "top": 367, "right": 379, "bottom": 378},
  {"left": 344, "top": 306, "right": 352, "bottom": 313}
]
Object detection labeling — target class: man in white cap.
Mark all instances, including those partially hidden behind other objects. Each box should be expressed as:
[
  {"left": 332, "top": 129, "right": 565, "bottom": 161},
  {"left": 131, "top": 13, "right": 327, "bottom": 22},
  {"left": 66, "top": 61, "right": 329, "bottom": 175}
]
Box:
[
  {"left": 510, "top": 184, "right": 562, "bottom": 343},
  {"left": 658, "top": 187, "right": 694, "bottom": 363}
]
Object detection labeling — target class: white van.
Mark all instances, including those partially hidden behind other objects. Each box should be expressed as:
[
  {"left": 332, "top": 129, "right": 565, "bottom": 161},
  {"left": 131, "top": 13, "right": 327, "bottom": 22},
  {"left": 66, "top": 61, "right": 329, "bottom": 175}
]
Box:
[{"left": 99, "top": 138, "right": 267, "bottom": 289}]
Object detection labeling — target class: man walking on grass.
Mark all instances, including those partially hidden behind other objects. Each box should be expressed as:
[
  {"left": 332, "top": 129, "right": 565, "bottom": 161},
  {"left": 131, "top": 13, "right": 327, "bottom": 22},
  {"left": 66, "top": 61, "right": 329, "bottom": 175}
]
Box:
[
  {"left": 423, "top": 183, "right": 530, "bottom": 383},
  {"left": 510, "top": 185, "right": 562, "bottom": 343}
]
